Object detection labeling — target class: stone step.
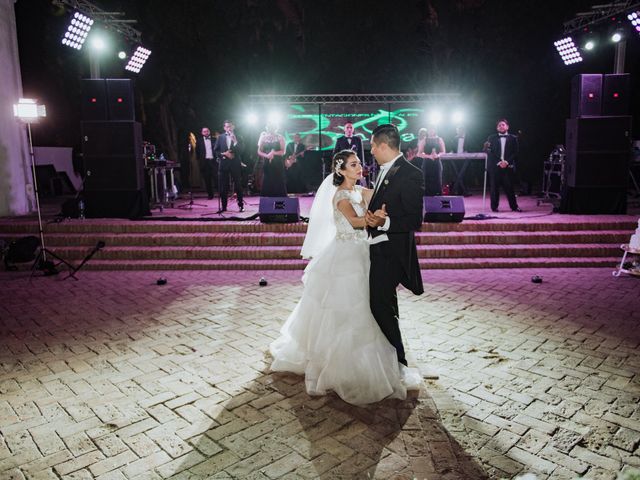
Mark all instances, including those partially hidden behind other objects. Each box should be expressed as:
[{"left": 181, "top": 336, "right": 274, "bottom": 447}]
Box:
[
  {"left": 0, "top": 217, "right": 636, "bottom": 234},
  {"left": 32, "top": 256, "right": 621, "bottom": 271},
  {"left": 47, "top": 243, "right": 624, "bottom": 261},
  {"left": 0, "top": 230, "right": 632, "bottom": 247}
]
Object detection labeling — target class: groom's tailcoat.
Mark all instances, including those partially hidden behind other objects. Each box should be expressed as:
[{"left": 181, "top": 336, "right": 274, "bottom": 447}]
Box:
[{"left": 367, "top": 156, "right": 424, "bottom": 296}]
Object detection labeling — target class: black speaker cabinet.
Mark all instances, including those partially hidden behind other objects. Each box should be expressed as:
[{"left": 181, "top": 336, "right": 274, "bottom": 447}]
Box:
[
  {"left": 565, "top": 116, "right": 632, "bottom": 188},
  {"left": 602, "top": 74, "right": 630, "bottom": 116},
  {"left": 106, "top": 79, "right": 135, "bottom": 121},
  {"left": 424, "top": 196, "right": 465, "bottom": 223},
  {"left": 84, "top": 189, "right": 149, "bottom": 219},
  {"left": 81, "top": 79, "right": 108, "bottom": 121},
  {"left": 82, "top": 121, "right": 144, "bottom": 191},
  {"left": 571, "top": 74, "right": 602, "bottom": 118},
  {"left": 259, "top": 197, "right": 300, "bottom": 223}
]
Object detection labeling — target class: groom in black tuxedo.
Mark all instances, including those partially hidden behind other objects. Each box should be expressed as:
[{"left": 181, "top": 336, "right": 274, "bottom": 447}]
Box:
[{"left": 366, "top": 124, "right": 424, "bottom": 366}]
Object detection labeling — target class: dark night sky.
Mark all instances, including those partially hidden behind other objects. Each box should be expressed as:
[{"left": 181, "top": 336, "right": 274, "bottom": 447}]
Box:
[{"left": 14, "top": 0, "right": 640, "bottom": 186}]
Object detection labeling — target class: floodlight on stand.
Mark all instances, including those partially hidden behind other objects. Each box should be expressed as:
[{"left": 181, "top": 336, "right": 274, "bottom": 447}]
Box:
[
  {"left": 584, "top": 40, "right": 595, "bottom": 50},
  {"left": 13, "top": 98, "right": 46, "bottom": 122},
  {"left": 611, "top": 31, "right": 623, "bottom": 43},
  {"left": 554, "top": 37, "right": 583, "bottom": 65},
  {"left": 118, "top": 51, "right": 127, "bottom": 59},
  {"left": 61, "top": 11, "right": 93, "bottom": 50},
  {"left": 628, "top": 10, "right": 640, "bottom": 35},
  {"left": 125, "top": 46, "right": 151, "bottom": 73}
]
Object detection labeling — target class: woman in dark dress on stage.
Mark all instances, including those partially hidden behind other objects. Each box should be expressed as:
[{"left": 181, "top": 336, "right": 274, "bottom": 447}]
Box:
[
  {"left": 417, "top": 125, "right": 446, "bottom": 196},
  {"left": 257, "top": 122, "right": 287, "bottom": 197}
]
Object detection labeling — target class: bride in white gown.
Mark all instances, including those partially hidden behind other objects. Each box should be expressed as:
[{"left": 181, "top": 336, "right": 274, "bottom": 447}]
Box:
[{"left": 270, "top": 150, "right": 421, "bottom": 405}]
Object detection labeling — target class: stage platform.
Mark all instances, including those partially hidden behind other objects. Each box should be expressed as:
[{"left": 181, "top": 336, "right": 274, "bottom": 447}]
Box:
[{"left": 0, "top": 192, "right": 638, "bottom": 271}]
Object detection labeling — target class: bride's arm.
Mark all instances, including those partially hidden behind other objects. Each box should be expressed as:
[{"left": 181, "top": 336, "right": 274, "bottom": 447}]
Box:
[
  {"left": 361, "top": 187, "right": 373, "bottom": 205},
  {"left": 337, "top": 199, "right": 366, "bottom": 229}
]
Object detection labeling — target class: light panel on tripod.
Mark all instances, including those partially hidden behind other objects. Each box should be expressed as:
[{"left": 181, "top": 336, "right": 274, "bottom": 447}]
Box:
[{"left": 554, "top": 37, "right": 582, "bottom": 65}]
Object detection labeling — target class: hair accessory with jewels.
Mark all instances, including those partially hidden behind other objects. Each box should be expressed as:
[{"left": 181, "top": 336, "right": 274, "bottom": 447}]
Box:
[{"left": 334, "top": 158, "right": 344, "bottom": 175}]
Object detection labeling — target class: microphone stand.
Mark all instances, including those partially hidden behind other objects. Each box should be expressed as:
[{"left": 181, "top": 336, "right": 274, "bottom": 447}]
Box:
[{"left": 64, "top": 240, "right": 105, "bottom": 280}]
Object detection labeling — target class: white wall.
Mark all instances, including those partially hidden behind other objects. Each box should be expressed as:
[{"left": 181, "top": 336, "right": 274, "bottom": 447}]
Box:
[{"left": 0, "top": 0, "right": 33, "bottom": 216}]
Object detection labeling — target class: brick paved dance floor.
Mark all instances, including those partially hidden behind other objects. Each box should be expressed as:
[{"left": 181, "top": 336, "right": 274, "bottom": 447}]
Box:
[{"left": 1, "top": 268, "right": 639, "bottom": 479}]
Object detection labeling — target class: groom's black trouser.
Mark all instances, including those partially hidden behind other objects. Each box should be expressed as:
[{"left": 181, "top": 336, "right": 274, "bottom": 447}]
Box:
[{"left": 369, "top": 242, "right": 407, "bottom": 366}]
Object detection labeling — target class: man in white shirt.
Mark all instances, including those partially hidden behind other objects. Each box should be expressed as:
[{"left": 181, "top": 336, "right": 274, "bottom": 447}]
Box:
[{"left": 195, "top": 126, "right": 218, "bottom": 200}]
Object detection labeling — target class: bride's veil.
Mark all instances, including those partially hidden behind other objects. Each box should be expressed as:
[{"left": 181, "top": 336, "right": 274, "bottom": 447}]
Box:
[{"left": 300, "top": 174, "right": 337, "bottom": 259}]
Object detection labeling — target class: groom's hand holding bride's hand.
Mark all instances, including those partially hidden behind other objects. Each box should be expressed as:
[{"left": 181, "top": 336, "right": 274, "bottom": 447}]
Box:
[{"left": 365, "top": 204, "right": 387, "bottom": 227}]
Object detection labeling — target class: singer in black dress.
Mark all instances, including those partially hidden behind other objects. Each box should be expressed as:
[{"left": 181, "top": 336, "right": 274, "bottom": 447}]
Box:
[{"left": 257, "top": 123, "right": 287, "bottom": 197}]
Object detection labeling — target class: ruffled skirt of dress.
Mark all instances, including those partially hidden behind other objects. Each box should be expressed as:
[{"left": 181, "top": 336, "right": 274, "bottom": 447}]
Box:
[{"left": 270, "top": 237, "right": 420, "bottom": 405}]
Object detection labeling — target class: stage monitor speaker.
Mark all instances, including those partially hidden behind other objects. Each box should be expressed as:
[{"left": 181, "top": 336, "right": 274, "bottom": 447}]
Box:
[
  {"left": 565, "top": 116, "right": 632, "bottom": 187},
  {"left": 81, "top": 79, "right": 108, "bottom": 121},
  {"left": 424, "top": 196, "right": 465, "bottom": 223},
  {"left": 560, "top": 185, "right": 626, "bottom": 214},
  {"left": 84, "top": 189, "right": 149, "bottom": 219},
  {"left": 259, "top": 197, "right": 300, "bottom": 223},
  {"left": 571, "top": 74, "right": 602, "bottom": 118},
  {"left": 602, "top": 74, "right": 630, "bottom": 116},
  {"left": 82, "top": 121, "right": 144, "bottom": 191},
  {"left": 106, "top": 79, "right": 135, "bottom": 121}
]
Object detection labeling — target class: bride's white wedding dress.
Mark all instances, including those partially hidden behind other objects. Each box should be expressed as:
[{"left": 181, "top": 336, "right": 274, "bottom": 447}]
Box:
[{"left": 270, "top": 185, "right": 421, "bottom": 405}]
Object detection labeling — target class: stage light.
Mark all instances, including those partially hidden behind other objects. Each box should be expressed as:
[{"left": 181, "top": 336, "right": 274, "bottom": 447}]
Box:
[
  {"left": 118, "top": 51, "right": 127, "bottom": 59},
  {"left": 611, "top": 32, "right": 623, "bottom": 42},
  {"left": 61, "top": 11, "right": 93, "bottom": 50},
  {"left": 628, "top": 11, "right": 640, "bottom": 35},
  {"left": 427, "top": 110, "right": 442, "bottom": 126},
  {"left": 89, "top": 34, "right": 107, "bottom": 51},
  {"left": 125, "top": 46, "right": 151, "bottom": 73},
  {"left": 584, "top": 40, "right": 595, "bottom": 50},
  {"left": 246, "top": 112, "right": 258, "bottom": 125},
  {"left": 452, "top": 111, "right": 464, "bottom": 124},
  {"left": 554, "top": 36, "right": 583, "bottom": 65},
  {"left": 13, "top": 98, "right": 46, "bottom": 121},
  {"left": 267, "top": 111, "right": 282, "bottom": 125}
]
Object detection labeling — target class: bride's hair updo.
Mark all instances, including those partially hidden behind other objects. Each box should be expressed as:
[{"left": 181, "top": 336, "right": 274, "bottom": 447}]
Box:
[{"left": 332, "top": 150, "right": 355, "bottom": 186}]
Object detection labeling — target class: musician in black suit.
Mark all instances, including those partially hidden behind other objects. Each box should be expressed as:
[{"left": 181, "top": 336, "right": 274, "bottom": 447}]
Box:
[
  {"left": 284, "top": 133, "right": 306, "bottom": 193},
  {"left": 333, "top": 121, "right": 366, "bottom": 181},
  {"left": 195, "top": 126, "right": 218, "bottom": 199},
  {"left": 365, "top": 124, "right": 424, "bottom": 367},
  {"left": 214, "top": 120, "right": 244, "bottom": 213},
  {"left": 484, "top": 118, "right": 521, "bottom": 212}
]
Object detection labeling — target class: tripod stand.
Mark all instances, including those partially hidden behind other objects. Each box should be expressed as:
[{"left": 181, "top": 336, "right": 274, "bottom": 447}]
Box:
[
  {"left": 22, "top": 119, "right": 74, "bottom": 277},
  {"left": 176, "top": 191, "right": 208, "bottom": 210}
]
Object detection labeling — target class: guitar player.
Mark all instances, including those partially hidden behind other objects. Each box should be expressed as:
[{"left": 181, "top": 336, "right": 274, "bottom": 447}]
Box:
[{"left": 284, "top": 133, "right": 307, "bottom": 193}]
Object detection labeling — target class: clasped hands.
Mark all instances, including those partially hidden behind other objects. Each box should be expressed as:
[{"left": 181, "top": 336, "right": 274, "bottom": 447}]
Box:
[
  {"left": 498, "top": 160, "right": 509, "bottom": 169},
  {"left": 222, "top": 150, "right": 235, "bottom": 159},
  {"left": 365, "top": 204, "right": 387, "bottom": 228}
]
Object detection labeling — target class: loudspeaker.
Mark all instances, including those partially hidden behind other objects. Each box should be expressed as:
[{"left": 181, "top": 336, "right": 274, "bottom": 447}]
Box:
[
  {"left": 82, "top": 121, "right": 144, "bottom": 191},
  {"left": 259, "top": 197, "right": 300, "bottom": 223},
  {"left": 106, "top": 79, "right": 135, "bottom": 121},
  {"left": 84, "top": 190, "right": 149, "bottom": 219},
  {"left": 602, "top": 74, "right": 630, "bottom": 116},
  {"left": 81, "top": 79, "right": 108, "bottom": 121},
  {"left": 565, "top": 116, "right": 631, "bottom": 188},
  {"left": 424, "top": 196, "right": 465, "bottom": 222},
  {"left": 560, "top": 186, "right": 626, "bottom": 214},
  {"left": 571, "top": 74, "right": 602, "bottom": 118}
]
